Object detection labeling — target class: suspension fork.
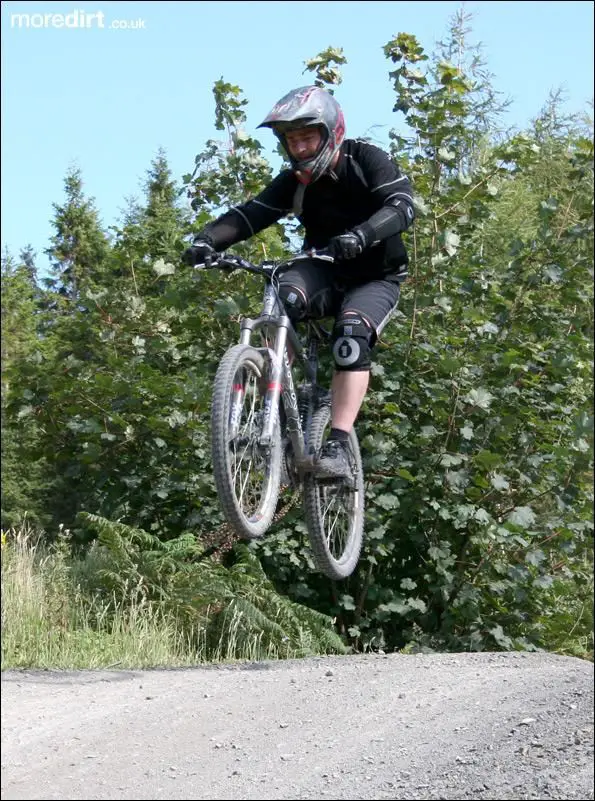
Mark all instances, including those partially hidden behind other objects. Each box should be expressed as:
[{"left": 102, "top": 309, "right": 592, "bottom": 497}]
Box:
[
  {"left": 228, "top": 380, "right": 245, "bottom": 439},
  {"left": 259, "top": 315, "right": 291, "bottom": 446},
  {"left": 228, "top": 317, "right": 275, "bottom": 440}
]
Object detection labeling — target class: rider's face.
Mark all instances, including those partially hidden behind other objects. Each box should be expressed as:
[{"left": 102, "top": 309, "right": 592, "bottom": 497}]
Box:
[{"left": 284, "top": 127, "right": 322, "bottom": 161}]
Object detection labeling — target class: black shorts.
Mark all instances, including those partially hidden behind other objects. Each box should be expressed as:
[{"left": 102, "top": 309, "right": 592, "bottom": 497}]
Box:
[{"left": 278, "top": 259, "right": 401, "bottom": 342}]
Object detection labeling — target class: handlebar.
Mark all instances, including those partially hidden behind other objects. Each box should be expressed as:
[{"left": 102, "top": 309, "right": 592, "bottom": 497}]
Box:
[{"left": 200, "top": 249, "right": 335, "bottom": 276}]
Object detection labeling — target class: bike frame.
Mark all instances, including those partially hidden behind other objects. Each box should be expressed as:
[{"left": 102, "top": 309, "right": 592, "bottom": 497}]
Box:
[
  {"left": 212, "top": 252, "right": 333, "bottom": 474},
  {"left": 239, "top": 277, "right": 319, "bottom": 472}
]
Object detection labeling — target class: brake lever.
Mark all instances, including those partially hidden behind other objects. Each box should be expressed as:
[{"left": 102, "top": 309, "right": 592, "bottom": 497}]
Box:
[{"left": 304, "top": 247, "right": 335, "bottom": 263}]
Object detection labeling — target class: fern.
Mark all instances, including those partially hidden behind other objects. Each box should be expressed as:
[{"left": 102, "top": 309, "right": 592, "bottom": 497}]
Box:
[{"left": 75, "top": 513, "right": 347, "bottom": 660}]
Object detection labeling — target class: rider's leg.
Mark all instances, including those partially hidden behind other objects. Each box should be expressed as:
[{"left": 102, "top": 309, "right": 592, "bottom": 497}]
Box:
[
  {"left": 278, "top": 259, "right": 338, "bottom": 368},
  {"left": 275, "top": 260, "right": 338, "bottom": 435},
  {"left": 314, "top": 278, "right": 401, "bottom": 478},
  {"left": 278, "top": 260, "right": 338, "bottom": 325},
  {"left": 331, "top": 278, "right": 401, "bottom": 429},
  {"left": 258, "top": 260, "right": 334, "bottom": 395},
  {"left": 330, "top": 369, "right": 370, "bottom": 432}
]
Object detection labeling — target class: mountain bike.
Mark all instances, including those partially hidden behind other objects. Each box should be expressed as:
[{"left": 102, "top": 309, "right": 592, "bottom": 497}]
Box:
[{"left": 204, "top": 250, "right": 365, "bottom": 580}]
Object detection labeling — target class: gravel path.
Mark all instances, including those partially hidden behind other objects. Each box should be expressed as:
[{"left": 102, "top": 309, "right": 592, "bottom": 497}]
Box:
[{"left": 1, "top": 652, "right": 593, "bottom": 800}]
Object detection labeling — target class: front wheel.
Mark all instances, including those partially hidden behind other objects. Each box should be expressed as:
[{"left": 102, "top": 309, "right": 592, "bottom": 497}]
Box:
[
  {"left": 303, "top": 405, "right": 365, "bottom": 580},
  {"left": 211, "top": 344, "right": 282, "bottom": 539}
]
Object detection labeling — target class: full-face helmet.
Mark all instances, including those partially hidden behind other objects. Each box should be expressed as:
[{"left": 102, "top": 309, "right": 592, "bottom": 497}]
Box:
[{"left": 257, "top": 86, "right": 345, "bottom": 184}]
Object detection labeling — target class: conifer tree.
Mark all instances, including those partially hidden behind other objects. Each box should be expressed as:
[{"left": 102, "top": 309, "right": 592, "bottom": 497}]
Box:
[
  {"left": 44, "top": 166, "right": 111, "bottom": 307},
  {"left": 1, "top": 247, "right": 51, "bottom": 529},
  {"left": 143, "top": 147, "right": 188, "bottom": 261}
]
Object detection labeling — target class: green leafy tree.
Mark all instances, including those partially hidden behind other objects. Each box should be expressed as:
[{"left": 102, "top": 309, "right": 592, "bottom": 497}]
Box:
[
  {"left": 340, "top": 27, "right": 594, "bottom": 654},
  {"left": 252, "top": 27, "right": 594, "bottom": 657},
  {"left": 185, "top": 77, "right": 290, "bottom": 260},
  {"left": 303, "top": 46, "right": 347, "bottom": 92}
]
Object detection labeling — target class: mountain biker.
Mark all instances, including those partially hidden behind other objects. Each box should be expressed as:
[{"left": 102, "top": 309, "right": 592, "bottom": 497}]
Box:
[{"left": 183, "top": 85, "right": 415, "bottom": 479}]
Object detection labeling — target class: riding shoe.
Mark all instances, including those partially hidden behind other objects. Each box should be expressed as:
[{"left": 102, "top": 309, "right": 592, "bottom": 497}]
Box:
[{"left": 314, "top": 439, "right": 352, "bottom": 480}]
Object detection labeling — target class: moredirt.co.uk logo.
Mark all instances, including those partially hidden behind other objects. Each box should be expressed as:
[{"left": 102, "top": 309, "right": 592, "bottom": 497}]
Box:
[{"left": 10, "top": 9, "right": 146, "bottom": 30}]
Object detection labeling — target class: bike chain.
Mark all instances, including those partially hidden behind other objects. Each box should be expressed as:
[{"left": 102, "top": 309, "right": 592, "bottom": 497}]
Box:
[{"left": 199, "top": 484, "right": 301, "bottom": 561}]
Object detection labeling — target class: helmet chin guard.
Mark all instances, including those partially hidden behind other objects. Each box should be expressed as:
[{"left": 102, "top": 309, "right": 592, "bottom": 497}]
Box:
[{"left": 257, "top": 86, "right": 345, "bottom": 184}]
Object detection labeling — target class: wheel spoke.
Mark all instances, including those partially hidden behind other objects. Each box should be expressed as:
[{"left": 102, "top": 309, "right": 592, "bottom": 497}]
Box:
[
  {"left": 211, "top": 345, "right": 281, "bottom": 540},
  {"left": 226, "top": 360, "right": 278, "bottom": 521},
  {"left": 321, "top": 489, "right": 350, "bottom": 556},
  {"left": 302, "top": 403, "right": 364, "bottom": 579}
]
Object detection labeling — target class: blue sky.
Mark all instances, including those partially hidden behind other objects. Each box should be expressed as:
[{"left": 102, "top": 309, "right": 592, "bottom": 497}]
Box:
[{"left": 1, "top": 0, "right": 593, "bottom": 275}]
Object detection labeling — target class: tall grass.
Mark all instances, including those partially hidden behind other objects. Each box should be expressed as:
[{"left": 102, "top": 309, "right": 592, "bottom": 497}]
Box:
[
  {"left": 1, "top": 523, "right": 297, "bottom": 669},
  {"left": 3, "top": 522, "right": 591, "bottom": 669}
]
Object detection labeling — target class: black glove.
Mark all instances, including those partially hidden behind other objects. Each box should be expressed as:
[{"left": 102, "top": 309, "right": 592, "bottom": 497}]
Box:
[
  {"left": 182, "top": 238, "right": 216, "bottom": 268},
  {"left": 327, "top": 228, "right": 367, "bottom": 261}
]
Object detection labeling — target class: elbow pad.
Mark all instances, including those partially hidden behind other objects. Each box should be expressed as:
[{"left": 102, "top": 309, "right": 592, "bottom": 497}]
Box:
[{"left": 357, "top": 202, "right": 415, "bottom": 246}]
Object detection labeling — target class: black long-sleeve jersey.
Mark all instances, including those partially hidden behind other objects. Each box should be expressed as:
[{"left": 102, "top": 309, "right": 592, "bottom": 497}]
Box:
[{"left": 199, "top": 138, "right": 415, "bottom": 281}]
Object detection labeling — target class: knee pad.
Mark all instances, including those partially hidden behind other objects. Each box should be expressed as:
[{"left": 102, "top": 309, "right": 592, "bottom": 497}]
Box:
[
  {"left": 332, "top": 315, "right": 372, "bottom": 371},
  {"left": 278, "top": 283, "right": 307, "bottom": 322}
]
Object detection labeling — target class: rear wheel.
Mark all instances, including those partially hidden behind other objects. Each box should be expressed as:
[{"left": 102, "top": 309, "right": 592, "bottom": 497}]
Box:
[
  {"left": 302, "top": 404, "right": 365, "bottom": 579},
  {"left": 211, "top": 345, "right": 281, "bottom": 539}
]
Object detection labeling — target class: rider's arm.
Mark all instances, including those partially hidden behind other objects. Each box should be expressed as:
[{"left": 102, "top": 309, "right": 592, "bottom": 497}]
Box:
[
  {"left": 351, "top": 142, "right": 415, "bottom": 247},
  {"left": 195, "top": 171, "right": 297, "bottom": 250}
]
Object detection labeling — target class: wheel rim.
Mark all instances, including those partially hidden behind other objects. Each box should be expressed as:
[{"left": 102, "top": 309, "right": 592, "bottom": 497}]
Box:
[{"left": 228, "top": 361, "right": 278, "bottom": 524}]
